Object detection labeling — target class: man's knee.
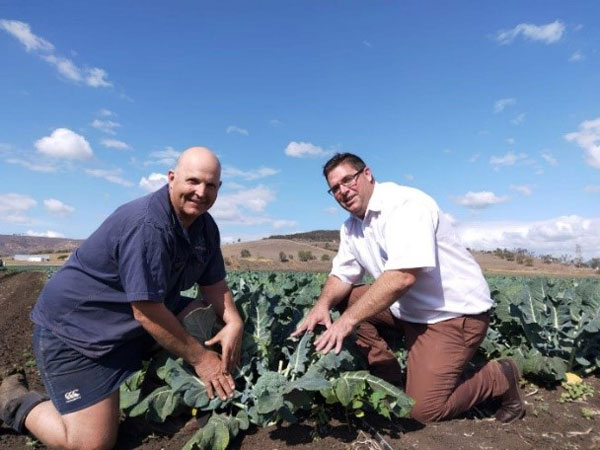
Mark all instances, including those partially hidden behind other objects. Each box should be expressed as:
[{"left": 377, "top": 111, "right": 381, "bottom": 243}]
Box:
[
  {"left": 346, "top": 284, "right": 370, "bottom": 308},
  {"left": 66, "top": 433, "right": 117, "bottom": 450},
  {"left": 409, "top": 401, "right": 448, "bottom": 423}
]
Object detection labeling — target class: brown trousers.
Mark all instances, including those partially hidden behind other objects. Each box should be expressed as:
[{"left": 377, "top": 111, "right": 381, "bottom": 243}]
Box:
[{"left": 342, "top": 285, "right": 509, "bottom": 422}]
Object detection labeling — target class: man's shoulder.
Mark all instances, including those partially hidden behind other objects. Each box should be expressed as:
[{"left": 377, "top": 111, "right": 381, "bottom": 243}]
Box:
[
  {"left": 114, "top": 186, "right": 171, "bottom": 228},
  {"left": 376, "top": 182, "right": 437, "bottom": 210}
]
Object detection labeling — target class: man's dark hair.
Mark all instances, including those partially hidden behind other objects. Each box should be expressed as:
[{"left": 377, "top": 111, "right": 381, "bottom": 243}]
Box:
[{"left": 322, "top": 153, "right": 366, "bottom": 179}]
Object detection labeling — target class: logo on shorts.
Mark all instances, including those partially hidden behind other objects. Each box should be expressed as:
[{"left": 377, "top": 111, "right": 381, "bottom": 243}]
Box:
[{"left": 64, "top": 389, "right": 81, "bottom": 403}]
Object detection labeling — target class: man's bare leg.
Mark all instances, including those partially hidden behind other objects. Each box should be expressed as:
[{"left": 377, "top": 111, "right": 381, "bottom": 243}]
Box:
[{"left": 24, "top": 390, "right": 120, "bottom": 450}]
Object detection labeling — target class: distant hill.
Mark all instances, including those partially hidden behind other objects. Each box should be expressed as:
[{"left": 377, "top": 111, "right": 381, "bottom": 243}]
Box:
[
  {"left": 0, "top": 234, "right": 83, "bottom": 256},
  {"left": 266, "top": 230, "right": 339, "bottom": 242}
]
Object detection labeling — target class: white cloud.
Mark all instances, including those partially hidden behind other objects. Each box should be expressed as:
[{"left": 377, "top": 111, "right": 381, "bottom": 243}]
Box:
[
  {"left": 494, "top": 98, "right": 516, "bottom": 113},
  {"left": 272, "top": 219, "right": 298, "bottom": 230},
  {"left": 217, "top": 186, "right": 275, "bottom": 213},
  {"left": 222, "top": 166, "right": 279, "bottom": 181},
  {"left": 506, "top": 138, "right": 515, "bottom": 145},
  {"left": 489, "top": 151, "right": 528, "bottom": 168},
  {"left": 324, "top": 206, "right": 338, "bottom": 215},
  {"left": 362, "top": 40, "right": 372, "bottom": 48},
  {"left": 443, "top": 212, "right": 457, "bottom": 226},
  {"left": 226, "top": 125, "right": 249, "bottom": 136},
  {"left": 139, "top": 173, "right": 168, "bottom": 192},
  {"left": 510, "top": 184, "right": 533, "bottom": 196},
  {"left": 584, "top": 185, "right": 600, "bottom": 194},
  {"left": 101, "top": 139, "right": 131, "bottom": 150},
  {"left": 144, "top": 147, "right": 181, "bottom": 167},
  {"left": 43, "top": 198, "right": 75, "bottom": 216},
  {"left": 496, "top": 20, "right": 565, "bottom": 45},
  {"left": 85, "top": 67, "right": 111, "bottom": 88},
  {"left": 35, "top": 128, "right": 93, "bottom": 160},
  {"left": 457, "top": 215, "right": 600, "bottom": 259},
  {"left": 42, "top": 54, "right": 83, "bottom": 82},
  {"left": 0, "top": 20, "right": 112, "bottom": 88},
  {"left": 453, "top": 191, "right": 510, "bottom": 209},
  {"left": 25, "top": 230, "right": 65, "bottom": 238},
  {"left": 0, "top": 19, "right": 54, "bottom": 52},
  {"left": 269, "top": 119, "right": 282, "bottom": 127},
  {"left": 0, "top": 193, "right": 37, "bottom": 224},
  {"left": 540, "top": 151, "right": 558, "bottom": 166},
  {"left": 47, "top": 60, "right": 108, "bottom": 87},
  {"left": 284, "top": 141, "right": 332, "bottom": 158},
  {"left": 404, "top": 174, "right": 414, "bottom": 181},
  {"left": 6, "top": 157, "right": 57, "bottom": 172},
  {"left": 91, "top": 119, "right": 120, "bottom": 135},
  {"left": 211, "top": 185, "right": 276, "bottom": 225},
  {"left": 98, "top": 109, "right": 113, "bottom": 117},
  {"left": 85, "top": 168, "right": 133, "bottom": 187},
  {"left": 511, "top": 113, "right": 526, "bottom": 125},
  {"left": 569, "top": 50, "right": 585, "bottom": 62},
  {"left": 565, "top": 117, "right": 600, "bottom": 169}
]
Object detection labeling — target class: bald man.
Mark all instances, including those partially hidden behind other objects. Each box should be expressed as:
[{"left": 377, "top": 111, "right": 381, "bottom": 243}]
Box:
[{"left": 0, "top": 147, "right": 243, "bottom": 450}]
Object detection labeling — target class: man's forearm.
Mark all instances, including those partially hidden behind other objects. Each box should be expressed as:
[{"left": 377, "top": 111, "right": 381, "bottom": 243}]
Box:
[
  {"left": 342, "top": 269, "right": 418, "bottom": 326},
  {"left": 315, "top": 275, "right": 353, "bottom": 310},
  {"left": 200, "top": 280, "right": 243, "bottom": 327},
  {"left": 131, "top": 301, "right": 206, "bottom": 365}
]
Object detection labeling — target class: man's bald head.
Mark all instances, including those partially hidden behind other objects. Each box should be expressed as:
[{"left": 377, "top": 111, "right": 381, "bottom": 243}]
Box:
[
  {"left": 168, "top": 146, "right": 222, "bottom": 228},
  {"left": 174, "top": 147, "right": 221, "bottom": 178}
]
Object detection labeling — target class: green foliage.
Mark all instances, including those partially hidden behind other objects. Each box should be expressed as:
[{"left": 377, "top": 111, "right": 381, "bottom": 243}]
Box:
[
  {"left": 125, "top": 271, "right": 413, "bottom": 450},
  {"left": 483, "top": 276, "right": 600, "bottom": 382},
  {"left": 559, "top": 381, "right": 595, "bottom": 403},
  {"left": 122, "top": 272, "right": 600, "bottom": 449}
]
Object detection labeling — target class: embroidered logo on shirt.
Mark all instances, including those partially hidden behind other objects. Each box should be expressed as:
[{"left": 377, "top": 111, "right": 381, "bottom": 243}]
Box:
[{"left": 64, "top": 389, "right": 81, "bottom": 403}]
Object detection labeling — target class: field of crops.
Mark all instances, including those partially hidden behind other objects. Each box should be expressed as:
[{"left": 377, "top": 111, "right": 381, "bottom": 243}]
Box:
[{"left": 115, "top": 271, "right": 600, "bottom": 450}]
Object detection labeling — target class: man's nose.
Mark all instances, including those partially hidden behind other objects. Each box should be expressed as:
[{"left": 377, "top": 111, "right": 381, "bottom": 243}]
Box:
[
  {"left": 338, "top": 184, "right": 351, "bottom": 197},
  {"left": 194, "top": 183, "right": 207, "bottom": 197}
]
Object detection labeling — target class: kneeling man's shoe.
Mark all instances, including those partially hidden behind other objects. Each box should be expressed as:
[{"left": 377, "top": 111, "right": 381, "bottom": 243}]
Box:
[
  {"left": 0, "top": 372, "right": 47, "bottom": 433},
  {"left": 0, "top": 373, "right": 30, "bottom": 426},
  {"left": 495, "top": 359, "right": 525, "bottom": 423}
]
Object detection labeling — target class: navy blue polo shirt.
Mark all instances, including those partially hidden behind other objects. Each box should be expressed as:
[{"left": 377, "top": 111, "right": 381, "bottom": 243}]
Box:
[{"left": 31, "top": 185, "right": 226, "bottom": 359}]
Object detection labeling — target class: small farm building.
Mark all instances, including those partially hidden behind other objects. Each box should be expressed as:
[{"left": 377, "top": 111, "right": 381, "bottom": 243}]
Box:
[{"left": 13, "top": 254, "right": 50, "bottom": 262}]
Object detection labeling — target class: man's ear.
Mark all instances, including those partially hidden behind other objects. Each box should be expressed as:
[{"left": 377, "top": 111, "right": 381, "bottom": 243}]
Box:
[{"left": 364, "top": 167, "right": 374, "bottom": 182}]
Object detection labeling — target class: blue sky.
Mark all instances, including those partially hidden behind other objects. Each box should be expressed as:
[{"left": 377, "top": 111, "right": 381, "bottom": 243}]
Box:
[{"left": 1, "top": 1, "right": 599, "bottom": 259}]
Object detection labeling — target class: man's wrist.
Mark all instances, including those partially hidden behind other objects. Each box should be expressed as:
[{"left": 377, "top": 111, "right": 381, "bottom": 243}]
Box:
[{"left": 186, "top": 340, "right": 208, "bottom": 366}]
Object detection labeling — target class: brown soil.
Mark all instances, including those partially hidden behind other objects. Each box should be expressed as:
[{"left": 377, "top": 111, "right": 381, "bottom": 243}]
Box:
[{"left": 1, "top": 271, "right": 600, "bottom": 450}]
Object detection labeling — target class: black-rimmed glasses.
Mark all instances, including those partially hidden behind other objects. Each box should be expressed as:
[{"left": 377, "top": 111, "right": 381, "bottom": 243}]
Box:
[{"left": 327, "top": 168, "right": 365, "bottom": 196}]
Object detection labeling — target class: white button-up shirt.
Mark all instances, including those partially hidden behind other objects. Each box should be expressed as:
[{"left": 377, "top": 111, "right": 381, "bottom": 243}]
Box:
[{"left": 330, "top": 182, "right": 492, "bottom": 324}]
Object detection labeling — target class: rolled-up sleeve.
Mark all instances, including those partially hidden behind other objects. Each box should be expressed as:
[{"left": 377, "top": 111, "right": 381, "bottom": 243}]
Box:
[{"left": 330, "top": 224, "right": 364, "bottom": 284}]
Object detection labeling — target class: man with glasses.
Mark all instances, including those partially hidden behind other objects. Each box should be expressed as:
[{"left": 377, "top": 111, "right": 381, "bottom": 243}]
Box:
[{"left": 293, "top": 152, "right": 524, "bottom": 423}]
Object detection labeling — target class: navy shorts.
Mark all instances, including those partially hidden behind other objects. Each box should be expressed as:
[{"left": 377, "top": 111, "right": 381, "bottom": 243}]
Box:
[
  {"left": 32, "top": 296, "right": 196, "bottom": 414},
  {"left": 33, "top": 325, "right": 141, "bottom": 414}
]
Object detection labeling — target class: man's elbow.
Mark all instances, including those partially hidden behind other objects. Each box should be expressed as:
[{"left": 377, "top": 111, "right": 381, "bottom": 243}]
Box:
[
  {"left": 387, "top": 269, "right": 418, "bottom": 296},
  {"left": 131, "top": 301, "right": 158, "bottom": 324}
]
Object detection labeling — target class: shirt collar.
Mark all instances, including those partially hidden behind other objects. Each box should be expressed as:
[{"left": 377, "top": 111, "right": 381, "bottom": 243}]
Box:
[{"left": 366, "top": 182, "right": 383, "bottom": 213}]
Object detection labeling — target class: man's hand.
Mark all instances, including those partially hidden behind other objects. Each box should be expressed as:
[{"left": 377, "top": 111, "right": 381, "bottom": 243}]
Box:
[
  {"left": 291, "top": 303, "right": 332, "bottom": 337},
  {"left": 313, "top": 315, "right": 356, "bottom": 355},
  {"left": 204, "top": 320, "right": 243, "bottom": 375},
  {"left": 192, "top": 350, "right": 236, "bottom": 400}
]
